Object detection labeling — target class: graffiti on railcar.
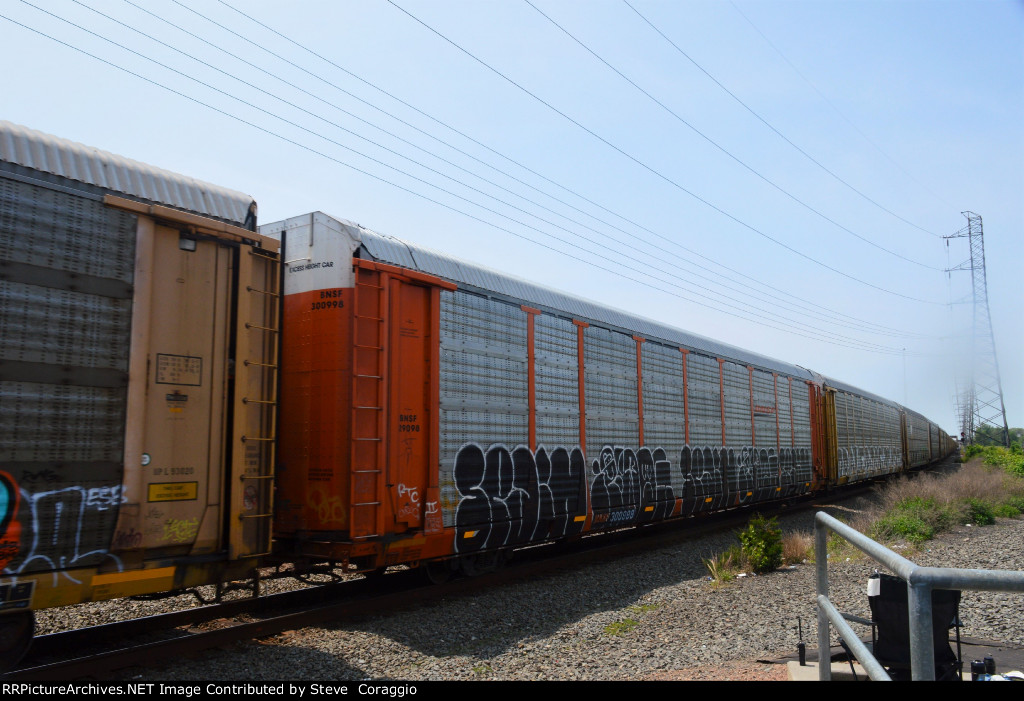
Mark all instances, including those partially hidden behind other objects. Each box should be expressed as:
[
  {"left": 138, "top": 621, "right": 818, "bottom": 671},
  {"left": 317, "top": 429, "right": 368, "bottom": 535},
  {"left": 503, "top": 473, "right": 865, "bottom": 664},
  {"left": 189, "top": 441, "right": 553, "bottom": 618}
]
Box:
[
  {"left": 452, "top": 441, "right": 813, "bottom": 551},
  {"left": 0, "top": 472, "right": 20, "bottom": 570},
  {"left": 680, "top": 445, "right": 811, "bottom": 506},
  {"left": 452, "top": 443, "right": 587, "bottom": 553},
  {"left": 3, "top": 485, "right": 125, "bottom": 581},
  {"left": 590, "top": 446, "right": 675, "bottom": 529},
  {"left": 837, "top": 446, "right": 902, "bottom": 480}
]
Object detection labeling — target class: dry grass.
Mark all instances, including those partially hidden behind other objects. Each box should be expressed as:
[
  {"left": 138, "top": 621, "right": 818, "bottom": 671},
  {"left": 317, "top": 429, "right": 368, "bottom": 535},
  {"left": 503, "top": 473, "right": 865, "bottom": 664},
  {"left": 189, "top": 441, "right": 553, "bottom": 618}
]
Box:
[
  {"left": 847, "top": 459, "right": 1024, "bottom": 546},
  {"left": 782, "top": 530, "right": 813, "bottom": 564}
]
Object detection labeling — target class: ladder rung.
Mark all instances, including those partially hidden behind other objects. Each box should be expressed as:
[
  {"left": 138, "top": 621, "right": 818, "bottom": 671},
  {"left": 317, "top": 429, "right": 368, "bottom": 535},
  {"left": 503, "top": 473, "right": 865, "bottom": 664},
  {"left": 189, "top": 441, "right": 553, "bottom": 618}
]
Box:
[
  {"left": 240, "top": 513, "right": 273, "bottom": 519},
  {"left": 246, "top": 286, "right": 280, "bottom": 298},
  {"left": 355, "top": 316, "right": 384, "bottom": 322},
  {"left": 245, "top": 323, "right": 279, "bottom": 333},
  {"left": 241, "top": 474, "right": 274, "bottom": 480},
  {"left": 354, "top": 405, "right": 382, "bottom": 410},
  {"left": 354, "top": 374, "right": 382, "bottom": 379},
  {"left": 356, "top": 282, "right": 383, "bottom": 289},
  {"left": 353, "top": 470, "right": 381, "bottom": 474},
  {"left": 353, "top": 437, "right": 382, "bottom": 442},
  {"left": 352, "top": 502, "right": 381, "bottom": 506},
  {"left": 243, "top": 398, "right": 277, "bottom": 405},
  {"left": 241, "top": 436, "right": 275, "bottom": 442},
  {"left": 352, "top": 534, "right": 381, "bottom": 540},
  {"left": 354, "top": 344, "right": 383, "bottom": 350}
]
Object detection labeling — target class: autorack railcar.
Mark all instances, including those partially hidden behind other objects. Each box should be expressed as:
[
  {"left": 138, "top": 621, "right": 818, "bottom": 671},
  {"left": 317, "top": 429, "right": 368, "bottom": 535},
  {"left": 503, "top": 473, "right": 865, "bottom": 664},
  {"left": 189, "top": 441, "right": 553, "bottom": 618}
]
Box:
[
  {"left": 0, "top": 122, "right": 279, "bottom": 659},
  {"left": 0, "top": 123, "right": 956, "bottom": 659}
]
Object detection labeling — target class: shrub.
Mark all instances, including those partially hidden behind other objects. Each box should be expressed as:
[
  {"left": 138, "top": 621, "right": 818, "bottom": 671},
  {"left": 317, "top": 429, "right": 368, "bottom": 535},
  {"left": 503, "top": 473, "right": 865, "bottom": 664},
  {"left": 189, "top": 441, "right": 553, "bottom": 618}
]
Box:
[
  {"left": 964, "top": 498, "right": 996, "bottom": 525},
  {"left": 993, "top": 503, "right": 1021, "bottom": 518},
  {"left": 739, "top": 514, "right": 782, "bottom": 573}
]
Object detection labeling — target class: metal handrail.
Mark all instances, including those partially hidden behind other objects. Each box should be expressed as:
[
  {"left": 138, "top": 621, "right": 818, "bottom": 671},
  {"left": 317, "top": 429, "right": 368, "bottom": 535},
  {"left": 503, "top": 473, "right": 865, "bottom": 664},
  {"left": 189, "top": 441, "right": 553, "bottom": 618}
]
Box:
[{"left": 814, "top": 511, "right": 1024, "bottom": 681}]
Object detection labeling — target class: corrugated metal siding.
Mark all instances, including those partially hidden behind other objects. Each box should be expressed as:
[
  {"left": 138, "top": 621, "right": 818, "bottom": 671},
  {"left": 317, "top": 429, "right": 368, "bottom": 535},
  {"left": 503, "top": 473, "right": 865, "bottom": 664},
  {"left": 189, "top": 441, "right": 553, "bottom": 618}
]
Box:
[
  {"left": 723, "top": 361, "right": 751, "bottom": 447},
  {"left": 641, "top": 342, "right": 687, "bottom": 495},
  {"left": 790, "top": 382, "right": 814, "bottom": 484},
  {"left": 904, "top": 409, "right": 931, "bottom": 467},
  {"left": 752, "top": 370, "right": 777, "bottom": 449},
  {"left": 687, "top": 353, "right": 722, "bottom": 447},
  {"left": 534, "top": 314, "right": 579, "bottom": 449},
  {"left": 834, "top": 391, "right": 902, "bottom": 481},
  {"left": 0, "top": 172, "right": 136, "bottom": 574},
  {"left": 0, "top": 121, "right": 254, "bottom": 226},
  {"left": 583, "top": 325, "right": 638, "bottom": 455},
  {"left": 438, "top": 290, "right": 528, "bottom": 526},
  {"left": 357, "top": 227, "right": 814, "bottom": 381}
]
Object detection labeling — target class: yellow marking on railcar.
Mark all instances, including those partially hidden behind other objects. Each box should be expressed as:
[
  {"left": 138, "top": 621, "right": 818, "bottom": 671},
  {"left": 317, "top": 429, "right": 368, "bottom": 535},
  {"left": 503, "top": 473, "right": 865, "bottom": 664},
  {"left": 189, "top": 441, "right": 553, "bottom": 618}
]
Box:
[
  {"left": 147, "top": 481, "right": 198, "bottom": 502},
  {"left": 644, "top": 506, "right": 654, "bottom": 512},
  {"left": 573, "top": 516, "right": 586, "bottom": 522},
  {"left": 91, "top": 566, "right": 176, "bottom": 600},
  {"left": 746, "top": 491, "right": 752, "bottom": 497},
  {"left": 705, "top": 497, "right": 713, "bottom": 503},
  {"left": 463, "top": 530, "right": 478, "bottom": 539}
]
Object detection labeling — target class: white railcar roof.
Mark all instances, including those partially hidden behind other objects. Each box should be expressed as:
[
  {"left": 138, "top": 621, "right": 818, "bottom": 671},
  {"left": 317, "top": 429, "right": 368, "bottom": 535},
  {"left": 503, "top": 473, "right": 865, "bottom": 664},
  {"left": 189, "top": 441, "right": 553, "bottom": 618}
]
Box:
[
  {"left": 348, "top": 218, "right": 816, "bottom": 380},
  {"left": 0, "top": 121, "right": 254, "bottom": 226}
]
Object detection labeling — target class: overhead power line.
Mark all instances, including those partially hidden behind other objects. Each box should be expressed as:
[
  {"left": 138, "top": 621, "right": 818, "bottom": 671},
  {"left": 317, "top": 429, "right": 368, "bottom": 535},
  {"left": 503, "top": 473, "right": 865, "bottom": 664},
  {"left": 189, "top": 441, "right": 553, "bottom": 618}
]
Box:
[
  {"left": 209, "top": 0, "right": 938, "bottom": 336},
  {"left": 13, "top": 0, "right": 928, "bottom": 354},
  {"left": 526, "top": 0, "right": 941, "bottom": 270},
  {"left": 622, "top": 0, "right": 942, "bottom": 241},
  {"left": 0, "top": 8, "right": 943, "bottom": 358},
  {"left": 728, "top": 0, "right": 951, "bottom": 220},
  {"left": 97, "top": 0, "right": 933, "bottom": 342},
  {"left": 384, "top": 0, "right": 943, "bottom": 305}
]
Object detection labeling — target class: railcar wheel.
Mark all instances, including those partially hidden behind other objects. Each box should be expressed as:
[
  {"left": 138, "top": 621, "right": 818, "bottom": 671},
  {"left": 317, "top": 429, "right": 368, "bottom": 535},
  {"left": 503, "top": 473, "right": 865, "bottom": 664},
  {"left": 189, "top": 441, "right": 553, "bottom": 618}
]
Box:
[
  {"left": 424, "top": 560, "right": 452, "bottom": 585},
  {"left": 0, "top": 610, "right": 34, "bottom": 672}
]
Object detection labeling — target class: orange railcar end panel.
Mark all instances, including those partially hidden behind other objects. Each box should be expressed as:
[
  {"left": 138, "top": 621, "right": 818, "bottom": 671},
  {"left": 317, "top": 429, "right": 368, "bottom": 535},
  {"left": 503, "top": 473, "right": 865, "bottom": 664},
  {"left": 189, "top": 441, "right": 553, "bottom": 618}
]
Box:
[{"left": 276, "top": 288, "right": 353, "bottom": 534}]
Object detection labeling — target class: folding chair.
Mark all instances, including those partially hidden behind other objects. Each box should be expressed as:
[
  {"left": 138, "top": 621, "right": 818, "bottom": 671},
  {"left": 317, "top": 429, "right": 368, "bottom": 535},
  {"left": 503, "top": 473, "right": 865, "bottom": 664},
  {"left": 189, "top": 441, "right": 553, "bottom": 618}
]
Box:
[{"left": 868, "top": 572, "right": 963, "bottom": 681}]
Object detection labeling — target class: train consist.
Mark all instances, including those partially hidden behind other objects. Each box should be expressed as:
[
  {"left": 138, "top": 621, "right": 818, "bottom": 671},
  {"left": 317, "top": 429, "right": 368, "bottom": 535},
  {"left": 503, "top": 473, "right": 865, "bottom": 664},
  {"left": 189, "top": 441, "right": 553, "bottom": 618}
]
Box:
[{"left": 0, "top": 123, "right": 955, "bottom": 658}]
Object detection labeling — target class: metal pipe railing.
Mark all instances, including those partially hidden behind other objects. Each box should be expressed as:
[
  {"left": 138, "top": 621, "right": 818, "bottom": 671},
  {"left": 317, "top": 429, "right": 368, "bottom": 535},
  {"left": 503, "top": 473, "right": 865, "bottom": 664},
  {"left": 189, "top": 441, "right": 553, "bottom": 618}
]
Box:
[{"left": 814, "top": 511, "right": 1024, "bottom": 681}]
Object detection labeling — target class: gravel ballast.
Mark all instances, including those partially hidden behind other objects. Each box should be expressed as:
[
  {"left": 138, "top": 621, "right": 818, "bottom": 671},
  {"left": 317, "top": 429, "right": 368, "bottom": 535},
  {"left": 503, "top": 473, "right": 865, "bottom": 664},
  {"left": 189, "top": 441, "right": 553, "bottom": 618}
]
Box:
[{"left": 79, "top": 504, "right": 1024, "bottom": 682}]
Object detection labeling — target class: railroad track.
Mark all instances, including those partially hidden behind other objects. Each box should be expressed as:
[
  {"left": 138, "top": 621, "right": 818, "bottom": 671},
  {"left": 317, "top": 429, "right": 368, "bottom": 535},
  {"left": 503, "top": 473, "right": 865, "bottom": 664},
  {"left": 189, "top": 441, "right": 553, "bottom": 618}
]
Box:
[{"left": 3, "top": 476, "right": 895, "bottom": 681}]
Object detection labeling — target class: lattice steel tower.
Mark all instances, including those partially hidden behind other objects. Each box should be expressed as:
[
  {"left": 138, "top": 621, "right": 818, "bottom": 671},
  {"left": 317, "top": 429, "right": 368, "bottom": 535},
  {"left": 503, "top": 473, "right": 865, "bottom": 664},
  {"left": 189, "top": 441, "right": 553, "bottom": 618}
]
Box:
[{"left": 945, "top": 211, "right": 1010, "bottom": 446}]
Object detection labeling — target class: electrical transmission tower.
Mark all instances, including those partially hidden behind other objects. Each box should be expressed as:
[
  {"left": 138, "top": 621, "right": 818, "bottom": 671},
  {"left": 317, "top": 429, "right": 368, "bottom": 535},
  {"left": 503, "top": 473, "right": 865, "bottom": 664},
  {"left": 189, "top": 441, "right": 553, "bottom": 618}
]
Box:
[{"left": 944, "top": 211, "right": 1010, "bottom": 447}]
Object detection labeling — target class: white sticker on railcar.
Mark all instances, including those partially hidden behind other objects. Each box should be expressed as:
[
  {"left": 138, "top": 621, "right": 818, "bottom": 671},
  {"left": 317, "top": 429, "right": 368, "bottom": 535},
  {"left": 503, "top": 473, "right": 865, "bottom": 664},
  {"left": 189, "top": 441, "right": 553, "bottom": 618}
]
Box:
[{"left": 0, "top": 581, "right": 34, "bottom": 611}]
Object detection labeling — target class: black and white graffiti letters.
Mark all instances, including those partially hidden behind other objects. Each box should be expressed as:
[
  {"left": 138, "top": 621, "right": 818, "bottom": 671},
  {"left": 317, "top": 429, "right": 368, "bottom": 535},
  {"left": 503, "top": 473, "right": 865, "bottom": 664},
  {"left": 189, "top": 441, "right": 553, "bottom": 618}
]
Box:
[
  {"left": 452, "top": 444, "right": 586, "bottom": 553},
  {"left": 453, "top": 441, "right": 812, "bottom": 550},
  {"left": 679, "top": 444, "right": 812, "bottom": 505},
  {"left": 837, "top": 445, "right": 902, "bottom": 479},
  {"left": 5, "top": 485, "right": 124, "bottom": 583},
  {"left": 589, "top": 446, "right": 675, "bottom": 528}
]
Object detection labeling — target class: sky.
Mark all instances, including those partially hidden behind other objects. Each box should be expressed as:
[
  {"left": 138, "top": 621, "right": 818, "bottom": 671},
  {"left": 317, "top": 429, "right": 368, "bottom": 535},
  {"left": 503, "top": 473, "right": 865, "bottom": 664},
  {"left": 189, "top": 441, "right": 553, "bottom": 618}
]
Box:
[{"left": 2, "top": 0, "right": 1021, "bottom": 435}]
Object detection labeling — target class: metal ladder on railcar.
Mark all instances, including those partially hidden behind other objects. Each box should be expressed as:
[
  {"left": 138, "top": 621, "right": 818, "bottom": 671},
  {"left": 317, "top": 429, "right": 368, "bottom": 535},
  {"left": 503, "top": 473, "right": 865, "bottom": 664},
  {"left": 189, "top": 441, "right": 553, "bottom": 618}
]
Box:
[
  {"left": 234, "top": 246, "right": 281, "bottom": 560},
  {"left": 349, "top": 266, "right": 387, "bottom": 542}
]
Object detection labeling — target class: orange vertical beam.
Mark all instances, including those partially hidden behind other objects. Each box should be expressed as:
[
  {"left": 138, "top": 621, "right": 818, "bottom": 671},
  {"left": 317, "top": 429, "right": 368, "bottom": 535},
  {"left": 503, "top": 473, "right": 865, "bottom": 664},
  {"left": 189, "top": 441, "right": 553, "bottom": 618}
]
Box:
[
  {"left": 633, "top": 335, "right": 645, "bottom": 446},
  {"left": 717, "top": 358, "right": 726, "bottom": 446},
  {"left": 429, "top": 287, "right": 441, "bottom": 490},
  {"left": 574, "top": 320, "right": 589, "bottom": 454},
  {"left": 680, "top": 348, "right": 690, "bottom": 445},
  {"left": 522, "top": 306, "right": 540, "bottom": 451}
]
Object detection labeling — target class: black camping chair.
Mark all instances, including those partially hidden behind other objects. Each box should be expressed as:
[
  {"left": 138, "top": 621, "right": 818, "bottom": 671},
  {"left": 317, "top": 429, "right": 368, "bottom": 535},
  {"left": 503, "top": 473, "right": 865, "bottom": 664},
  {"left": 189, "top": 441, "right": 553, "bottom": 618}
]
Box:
[{"left": 868, "top": 572, "right": 963, "bottom": 681}]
